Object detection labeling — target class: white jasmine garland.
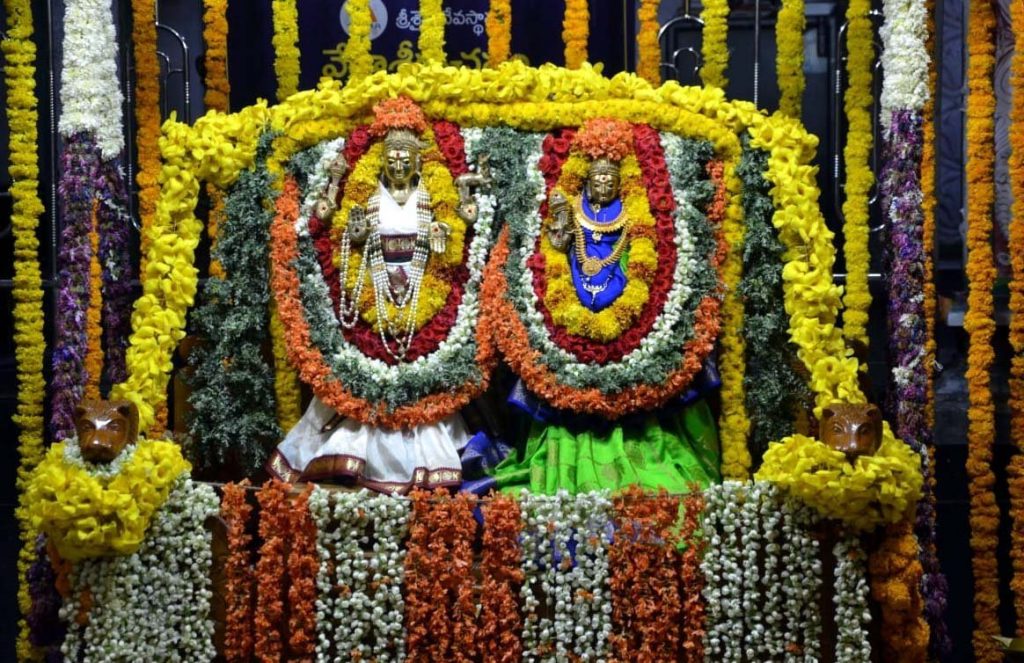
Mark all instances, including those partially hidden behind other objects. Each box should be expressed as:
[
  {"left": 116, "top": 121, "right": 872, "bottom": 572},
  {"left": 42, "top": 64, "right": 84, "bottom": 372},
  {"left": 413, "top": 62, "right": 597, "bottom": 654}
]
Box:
[
  {"left": 309, "top": 487, "right": 336, "bottom": 663},
  {"left": 366, "top": 492, "right": 409, "bottom": 662},
  {"left": 330, "top": 490, "right": 373, "bottom": 660},
  {"left": 58, "top": 0, "right": 125, "bottom": 158},
  {"left": 759, "top": 482, "right": 788, "bottom": 660},
  {"left": 61, "top": 437, "right": 138, "bottom": 479},
  {"left": 783, "top": 496, "right": 823, "bottom": 662},
  {"left": 520, "top": 490, "right": 562, "bottom": 662},
  {"left": 833, "top": 533, "right": 872, "bottom": 663},
  {"left": 568, "top": 491, "right": 613, "bottom": 661},
  {"left": 60, "top": 478, "right": 218, "bottom": 662},
  {"left": 879, "top": 0, "right": 929, "bottom": 125},
  {"left": 740, "top": 482, "right": 765, "bottom": 662}
]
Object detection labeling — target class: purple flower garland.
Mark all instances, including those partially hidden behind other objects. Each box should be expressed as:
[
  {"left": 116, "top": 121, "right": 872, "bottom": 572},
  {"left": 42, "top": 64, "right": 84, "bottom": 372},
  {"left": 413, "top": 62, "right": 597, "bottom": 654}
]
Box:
[
  {"left": 880, "top": 108, "right": 951, "bottom": 656},
  {"left": 27, "top": 535, "right": 65, "bottom": 661},
  {"left": 97, "top": 159, "right": 134, "bottom": 384},
  {"left": 50, "top": 133, "right": 102, "bottom": 440}
]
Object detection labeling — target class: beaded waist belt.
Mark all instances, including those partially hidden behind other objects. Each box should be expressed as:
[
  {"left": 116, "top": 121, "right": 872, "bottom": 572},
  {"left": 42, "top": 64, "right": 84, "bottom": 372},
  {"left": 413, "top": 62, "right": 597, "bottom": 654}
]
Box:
[{"left": 381, "top": 234, "right": 418, "bottom": 263}]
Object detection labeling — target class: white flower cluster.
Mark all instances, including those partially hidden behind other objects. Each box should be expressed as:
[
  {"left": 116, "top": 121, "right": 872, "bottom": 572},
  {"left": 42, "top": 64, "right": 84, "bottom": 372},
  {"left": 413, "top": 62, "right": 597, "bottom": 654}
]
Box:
[
  {"left": 60, "top": 478, "right": 218, "bottom": 662},
  {"left": 704, "top": 482, "right": 824, "bottom": 663},
  {"left": 58, "top": 0, "right": 125, "bottom": 158},
  {"left": 833, "top": 534, "right": 872, "bottom": 663},
  {"left": 310, "top": 488, "right": 407, "bottom": 662},
  {"left": 61, "top": 436, "right": 138, "bottom": 480},
  {"left": 879, "top": 0, "right": 929, "bottom": 124},
  {"left": 519, "top": 490, "right": 612, "bottom": 663}
]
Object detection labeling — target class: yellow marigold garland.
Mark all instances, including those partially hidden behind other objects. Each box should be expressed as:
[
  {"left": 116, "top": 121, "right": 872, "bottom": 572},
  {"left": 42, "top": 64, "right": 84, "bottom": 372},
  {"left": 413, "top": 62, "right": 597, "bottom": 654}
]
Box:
[
  {"left": 1007, "top": 0, "right": 1024, "bottom": 633},
  {"left": 543, "top": 153, "right": 657, "bottom": 342},
  {"left": 272, "top": 0, "right": 300, "bottom": 101},
  {"left": 84, "top": 206, "right": 104, "bottom": 401},
  {"left": 343, "top": 0, "right": 374, "bottom": 81},
  {"left": 419, "top": 0, "right": 446, "bottom": 65},
  {"left": 776, "top": 0, "right": 806, "bottom": 117},
  {"left": 269, "top": 300, "right": 302, "bottom": 432},
  {"left": 755, "top": 423, "right": 923, "bottom": 531},
  {"left": 486, "top": 0, "right": 511, "bottom": 66},
  {"left": 562, "top": 0, "right": 589, "bottom": 69},
  {"left": 22, "top": 440, "right": 191, "bottom": 561},
  {"left": 5, "top": 0, "right": 47, "bottom": 657},
  {"left": 964, "top": 0, "right": 1000, "bottom": 657},
  {"left": 839, "top": 0, "right": 875, "bottom": 348},
  {"left": 636, "top": 0, "right": 661, "bottom": 85},
  {"left": 700, "top": 0, "right": 730, "bottom": 89},
  {"left": 130, "top": 0, "right": 161, "bottom": 264},
  {"left": 718, "top": 163, "right": 751, "bottom": 479}
]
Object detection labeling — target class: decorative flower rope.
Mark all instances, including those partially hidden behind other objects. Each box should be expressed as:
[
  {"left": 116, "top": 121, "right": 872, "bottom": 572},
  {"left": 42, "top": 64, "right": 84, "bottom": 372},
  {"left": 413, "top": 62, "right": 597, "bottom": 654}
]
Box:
[
  {"left": 562, "top": 0, "right": 589, "bottom": 69},
  {"left": 4, "top": 0, "right": 48, "bottom": 648},
  {"left": 776, "top": 0, "right": 806, "bottom": 117},
  {"left": 636, "top": 0, "right": 662, "bottom": 85},
  {"left": 83, "top": 206, "right": 103, "bottom": 400},
  {"left": 287, "top": 486, "right": 318, "bottom": 660},
  {"left": 868, "top": 521, "right": 930, "bottom": 662},
  {"left": 419, "top": 0, "right": 446, "bottom": 65},
  {"left": 255, "top": 480, "right": 290, "bottom": 662},
  {"left": 479, "top": 493, "right": 524, "bottom": 663},
  {"left": 833, "top": 532, "right": 872, "bottom": 663},
  {"left": 131, "top": 0, "right": 161, "bottom": 263},
  {"left": 679, "top": 491, "right": 707, "bottom": 662},
  {"left": 486, "top": 0, "right": 511, "bottom": 66},
  {"left": 221, "top": 481, "right": 255, "bottom": 662},
  {"left": 202, "top": 0, "right": 229, "bottom": 113},
  {"left": 701, "top": 0, "right": 730, "bottom": 89},
  {"left": 269, "top": 302, "right": 302, "bottom": 432},
  {"left": 343, "top": 0, "right": 374, "bottom": 81},
  {"left": 272, "top": 0, "right": 299, "bottom": 100},
  {"left": 964, "top": 0, "right": 1000, "bottom": 655},
  {"left": 839, "top": 0, "right": 875, "bottom": 348}
]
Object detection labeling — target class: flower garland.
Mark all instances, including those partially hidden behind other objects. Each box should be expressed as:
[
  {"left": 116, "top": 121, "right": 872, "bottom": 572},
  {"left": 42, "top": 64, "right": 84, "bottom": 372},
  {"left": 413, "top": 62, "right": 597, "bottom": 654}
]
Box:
[
  {"left": 287, "top": 486, "right": 318, "bottom": 660},
  {"left": 679, "top": 491, "right": 707, "bottom": 662},
  {"left": 478, "top": 493, "right": 524, "bottom": 662},
  {"left": 419, "top": 0, "right": 446, "bottom": 65},
  {"left": 755, "top": 423, "right": 923, "bottom": 531},
  {"left": 609, "top": 488, "right": 682, "bottom": 660},
  {"left": 776, "top": 0, "right": 806, "bottom": 117},
  {"left": 405, "top": 490, "right": 478, "bottom": 661},
  {"left": 270, "top": 304, "right": 302, "bottom": 432},
  {"left": 97, "top": 161, "right": 134, "bottom": 386},
  {"left": 562, "top": 0, "right": 589, "bottom": 69},
  {"left": 188, "top": 140, "right": 281, "bottom": 474},
  {"left": 343, "top": 0, "right": 374, "bottom": 81},
  {"left": 255, "top": 479, "right": 290, "bottom": 662},
  {"left": 202, "top": 0, "right": 230, "bottom": 112},
  {"left": 131, "top": 0, "right": 161, "bottom": 262},
  {"left": 569, "top": 492, "right": 613, "bottom": 659},
  {"left": 834, "top": 533, "right": 872, "bottom": 663},
  {"left": 23, "top": 439, "right": 191, "bottom": 560},
  {"left": 964, "top": 0, "right": 1000, "bottom": 655},
  {"left": 26, "top": 535, "right": 64, "bottom": 657},
  {"left": 839, "top": 0, "right": 875, "bottom": 348},
  {"left": 4, "top": 0, "right": 47, "bottom": 653},
  {"left": 59, "top": 478, "right": 219, "bottom": 662},
  {"left": 221, "top": 481, "right": 255, "bottom": 662},
  {"left": 83, "top": 207, "right": 104, "bottom": 400},
  {"left": 636, "top": 0, "right": 661, "bottom": 85},
  {"left": 738, "top": 140, "right": 808, "bottom": 461},
  {"left": 868, "top": 521, "right": 930, "bottom": 662},
  {"left": 1008, "top": 0, "right": 1024, "bottom": 634},
  {"left": 487, "top": 0, "right": 511, "bottom": 67},
  {"left": 272, "top": 0, "right": 300, "bottom": 100},
  {"left": 701, "top": 0, "right": 730, "bottom": 89}
]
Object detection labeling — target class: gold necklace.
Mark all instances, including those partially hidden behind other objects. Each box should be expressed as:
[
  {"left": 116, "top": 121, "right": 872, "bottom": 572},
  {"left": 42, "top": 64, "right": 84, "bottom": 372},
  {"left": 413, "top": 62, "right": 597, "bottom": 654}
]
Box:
[
  {"left": 573, "top": 206, "right": 630, "bottom": 277},
  {"left": 576, "top": 196, "right": 627, "bottom": 241}
]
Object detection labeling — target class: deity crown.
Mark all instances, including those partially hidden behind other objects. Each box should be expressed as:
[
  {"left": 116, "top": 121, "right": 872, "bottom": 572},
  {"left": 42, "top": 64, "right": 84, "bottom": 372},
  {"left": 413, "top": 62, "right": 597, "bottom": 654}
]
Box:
[
  {"left": 383, "top": 128, "right": 427, "bottom": 154},
  {"left": 589, "top": 158, "right": 620, "bottom": 177}
]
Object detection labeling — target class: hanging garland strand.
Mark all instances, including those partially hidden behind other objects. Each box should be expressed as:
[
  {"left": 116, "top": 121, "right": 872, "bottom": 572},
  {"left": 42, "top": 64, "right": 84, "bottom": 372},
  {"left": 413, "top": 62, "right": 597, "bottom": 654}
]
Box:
[
  {"left": 868, "top": 521, "right": 930, "bottom": 662},
  {"left": 964, "top": 0, "right": 1000, "bottom": 654},
  {"left": 701, "top": 0, "right": 730, "bottom": 89},
  {"left": 478, "top": 494, "right": 524, "bottom": 662},
  {"left": 636, "top": 0, "right": 661, "bottom": 85},
  {"left": 840, "top": 0, "right": 875, "bottom": 349},
  {"left": 419, "top": 0, "right": 446, "bottom": 65},
  {"left": 255, "top": 480, "right": 290, "bottom": 662},
  {"left": 221, "top": 481, "right": 255, "bottom": 663},
  {"left": 272, "top": 0, "right": 300, "bottom": 100},
  {"left": 202, "top": 0, "right": 230, "bottom": 279},
  {"left": 83, "top": 205, "right": 104, "bottom": 400},
  {"left": 130, "top": 0, "right": 160, "bottom": 261},
  {"left": 343, "top": 0, "right": 374, "bottom": 81},
  {"left": 486, "top": 0, "right": 511, "bottom": 66},
  {"left": 562, "top": 0, "right": 589, "bottom": 69},
  {"left": 776, "top": 0, "right": 806, "bottom": 117},
  {"left": 5, "top": 0, "right": 48, "bottom": 656}
]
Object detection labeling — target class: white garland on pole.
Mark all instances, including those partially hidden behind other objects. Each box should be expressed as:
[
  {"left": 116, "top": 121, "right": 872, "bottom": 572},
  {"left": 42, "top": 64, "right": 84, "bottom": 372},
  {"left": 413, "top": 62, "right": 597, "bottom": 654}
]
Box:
[
  {"left": 833, "top": 533, "right": 872, "bottom": 663},
  {"left": 58, "top": 0, "right": 125, "bottom": 158},
  {"left": 60, "top": 478, "right": 218, "bottom": 662}
]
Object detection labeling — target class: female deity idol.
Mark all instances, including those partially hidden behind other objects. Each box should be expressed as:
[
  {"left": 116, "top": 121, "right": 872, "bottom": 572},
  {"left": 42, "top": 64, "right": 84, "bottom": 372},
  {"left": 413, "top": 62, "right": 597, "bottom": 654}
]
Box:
[
  {"left": 268, "top": 97, "right": 497, "bottom": 492},
  {"left": 483, "top": 118, "right": 725, "bottom": 494}
]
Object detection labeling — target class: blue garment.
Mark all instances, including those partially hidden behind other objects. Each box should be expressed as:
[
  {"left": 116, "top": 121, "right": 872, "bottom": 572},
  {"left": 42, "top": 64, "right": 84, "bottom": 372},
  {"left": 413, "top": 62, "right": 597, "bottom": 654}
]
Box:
[{"left": 569, "top": 193, "right": 627, "bottom": 311}]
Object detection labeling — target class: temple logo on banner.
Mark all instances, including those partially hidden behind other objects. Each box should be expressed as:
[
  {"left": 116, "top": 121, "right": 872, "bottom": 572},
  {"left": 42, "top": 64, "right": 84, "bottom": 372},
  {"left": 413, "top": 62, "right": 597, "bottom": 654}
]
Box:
[{"left": 339, "top": 0, "right": 389, "bottom": 40}]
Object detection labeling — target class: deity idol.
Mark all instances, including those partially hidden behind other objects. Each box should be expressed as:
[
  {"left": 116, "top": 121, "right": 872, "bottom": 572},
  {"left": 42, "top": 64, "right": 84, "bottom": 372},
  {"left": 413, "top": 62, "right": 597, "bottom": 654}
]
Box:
[
  {"left": 484, "top": 118, "right": 724, "bottom": 494},
  {"left": 268, "top": 97, "right": 497, "bottom": 492}
]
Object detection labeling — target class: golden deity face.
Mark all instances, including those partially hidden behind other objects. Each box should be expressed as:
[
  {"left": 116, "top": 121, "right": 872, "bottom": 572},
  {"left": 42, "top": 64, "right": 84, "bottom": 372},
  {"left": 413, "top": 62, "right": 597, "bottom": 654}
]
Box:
[
  {"left": 382, "top": 129, "right": 423, "bottom": 189},
  {"left": 586, "top": 158, "right": 621, "bottom": 207}
]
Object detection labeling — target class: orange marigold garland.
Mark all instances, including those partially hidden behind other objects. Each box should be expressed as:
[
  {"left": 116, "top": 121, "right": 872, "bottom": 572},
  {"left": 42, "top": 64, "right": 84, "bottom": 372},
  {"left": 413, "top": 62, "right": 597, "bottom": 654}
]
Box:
[
  {"left": 486, "top": 0, "right": 511, "bottom": 66},
  {"left": 636, "top": 0, "right": 661, "bottom": 85},
  {"left": 608, "top": 487, "right": 683, "bottom": 660},
  {"left": 83, "top": 204, "right": 103, "bottom": 401},
  {"left": 868, "top": 520, "right": 930, "bottom": 662},
  {"left": 562, "top": 0, "right": 589, "bottom": 69},
  {"left": 222, "top": 481, "right": 255, "bottom": 663},
  {"left": 964, "top": 0, "right": 1000, "bottom": 656},
  {"left": 202, "top": 0, "right": 230, "bottom": 279},
  {"left": 1007, "top": 0, "right": 1024, "bottom": 633},
  {"left": 478, "top": 493, "right": 524, "bottom": 663},
  {"left": 287, "top": 485, "right": 318, "bottom": 659},
  {"left": 254, "top": 479, "right": 289, "bottom": 662}
]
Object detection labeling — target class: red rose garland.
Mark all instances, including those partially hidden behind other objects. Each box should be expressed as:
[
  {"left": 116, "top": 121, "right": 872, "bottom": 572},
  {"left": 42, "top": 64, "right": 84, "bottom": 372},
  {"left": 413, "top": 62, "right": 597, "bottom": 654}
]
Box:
[
  {"left": 254, "top": 480, "right": 290, "bottom": 662},
  {"left": 608, "top": 488, "right": 684, "bottom": 661},
  {"left": 678, "top": 491, "right": 707, "bottom": 662},
  {"left": 287, "top": 486, "right": 318, "bottom": 659},
  {"left": 222, "top": 481, "right": 255, "bottom": 663},
  {"left": 478, "top": 494, "right": 524, "bottom": 663}
]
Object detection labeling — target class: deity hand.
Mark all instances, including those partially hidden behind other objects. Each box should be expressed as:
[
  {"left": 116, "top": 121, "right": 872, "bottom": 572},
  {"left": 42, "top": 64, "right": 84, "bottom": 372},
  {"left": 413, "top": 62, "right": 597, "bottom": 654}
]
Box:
[
  {"left": 315, "top": 197, "right": 337, "bottom": 222},
  {"left": 429, "top": 221, "right": 450, "bottom": 254},
  {"left": 546, "top": 190, "right": 572, "bottom": 252},
  {"left": 454, "top": 155, "right": 493, "bottom": 223},
  {"left": 456, "top": 199, "right": 479, "bottom": 223},
  {"left": 347, "top": 205, "right": 371, "bottom": 245}
]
